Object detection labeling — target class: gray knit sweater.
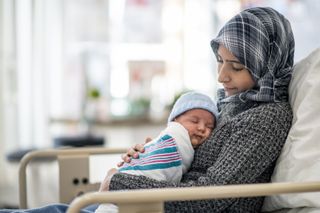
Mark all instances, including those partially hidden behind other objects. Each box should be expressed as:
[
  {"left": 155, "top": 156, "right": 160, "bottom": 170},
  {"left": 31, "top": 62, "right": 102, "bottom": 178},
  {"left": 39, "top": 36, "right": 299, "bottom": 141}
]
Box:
[{"left": 109, "top": 101, "right": 293, "bottom": 212}]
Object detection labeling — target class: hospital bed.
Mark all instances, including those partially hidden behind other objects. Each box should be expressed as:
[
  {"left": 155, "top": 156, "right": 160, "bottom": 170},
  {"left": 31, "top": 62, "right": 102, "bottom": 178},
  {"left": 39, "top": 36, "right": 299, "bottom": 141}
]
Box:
[
  {"left": 19, "top": 48, "right": 320, "bottom": 212},
  {"left": 19, "top": 148, "right": 320, "bottom": 213}
]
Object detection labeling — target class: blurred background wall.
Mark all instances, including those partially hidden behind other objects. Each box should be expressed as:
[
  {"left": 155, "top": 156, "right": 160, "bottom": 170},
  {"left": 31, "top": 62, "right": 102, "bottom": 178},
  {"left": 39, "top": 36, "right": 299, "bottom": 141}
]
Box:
[{"left": 1, "top": 0, "right": 320, "bottom": 208}]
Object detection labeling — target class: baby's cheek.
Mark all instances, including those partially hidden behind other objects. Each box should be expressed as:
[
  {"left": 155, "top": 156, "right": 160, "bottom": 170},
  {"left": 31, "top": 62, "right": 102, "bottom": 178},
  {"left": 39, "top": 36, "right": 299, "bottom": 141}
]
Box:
[{"left": 207, "top": 129, "right": 213, "bottom": 137}]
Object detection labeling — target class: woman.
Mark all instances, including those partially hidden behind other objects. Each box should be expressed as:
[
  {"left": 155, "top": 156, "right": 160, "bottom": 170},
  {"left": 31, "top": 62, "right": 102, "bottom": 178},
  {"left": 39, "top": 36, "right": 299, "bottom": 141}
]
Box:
[
  {"left": 100, "top": 7, "right": 294, "bottom": 212},
  {"left": 0, "top": 6, "right": 294, "bottom": 213}
]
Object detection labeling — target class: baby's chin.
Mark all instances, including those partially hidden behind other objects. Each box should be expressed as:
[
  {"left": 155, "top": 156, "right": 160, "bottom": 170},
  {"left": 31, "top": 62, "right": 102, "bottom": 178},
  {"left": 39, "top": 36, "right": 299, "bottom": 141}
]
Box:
[{"left": 191, "top": 138, "right": 202, "bottom": 149}]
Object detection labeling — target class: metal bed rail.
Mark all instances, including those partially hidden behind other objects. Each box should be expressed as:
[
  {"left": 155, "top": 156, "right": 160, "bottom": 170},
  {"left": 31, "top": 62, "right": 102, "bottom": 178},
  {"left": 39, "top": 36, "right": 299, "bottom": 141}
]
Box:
[{"left": 19, "top": 147, "right": 127, "bottom": 209}]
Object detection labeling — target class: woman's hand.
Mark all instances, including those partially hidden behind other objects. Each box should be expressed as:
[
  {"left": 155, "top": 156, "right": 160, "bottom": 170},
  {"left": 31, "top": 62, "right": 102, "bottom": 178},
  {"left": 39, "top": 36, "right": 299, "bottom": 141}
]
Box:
[
  {"left": 117, "top": 137, "right": 152, "bottom": 167},
  {"left": 99, "top": 168, "right": 118, "bottom": 192}
]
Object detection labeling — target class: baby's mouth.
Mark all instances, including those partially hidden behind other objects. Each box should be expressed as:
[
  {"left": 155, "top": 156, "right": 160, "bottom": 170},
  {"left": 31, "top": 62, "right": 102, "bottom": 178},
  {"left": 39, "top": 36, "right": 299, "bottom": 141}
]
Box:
[{"left": 194, "top": 135, "right": 203, "bottom": 142}]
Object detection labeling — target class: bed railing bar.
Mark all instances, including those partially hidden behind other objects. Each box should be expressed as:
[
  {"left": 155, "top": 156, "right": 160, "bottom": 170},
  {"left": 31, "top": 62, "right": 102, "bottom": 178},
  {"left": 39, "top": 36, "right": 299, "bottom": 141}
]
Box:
[
  {"left": 18, "top": 147, "right": 127, "bottom": 209},
  {"left": 67, "top": 181, "right": 320, "bottom": 213}
]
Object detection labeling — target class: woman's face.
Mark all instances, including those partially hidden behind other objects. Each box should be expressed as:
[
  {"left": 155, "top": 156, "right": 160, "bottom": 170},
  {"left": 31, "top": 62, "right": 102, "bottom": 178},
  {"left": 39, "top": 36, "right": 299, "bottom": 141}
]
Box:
[
  {"left": 175, "top": 109, "right": 215, "bottom": 149},
  {"left": 216, "top": 45, "right": 255, "bottom": 97}
]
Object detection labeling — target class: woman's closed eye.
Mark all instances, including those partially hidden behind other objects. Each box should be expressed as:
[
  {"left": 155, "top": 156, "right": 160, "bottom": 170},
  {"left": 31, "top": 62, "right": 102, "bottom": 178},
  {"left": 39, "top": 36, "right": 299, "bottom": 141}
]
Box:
[
  {"left": 216, "top": 55, "right": 246, "bottom": 71},
  {"left": 230, "top": 62, "right": 246, "bottom": 71}
]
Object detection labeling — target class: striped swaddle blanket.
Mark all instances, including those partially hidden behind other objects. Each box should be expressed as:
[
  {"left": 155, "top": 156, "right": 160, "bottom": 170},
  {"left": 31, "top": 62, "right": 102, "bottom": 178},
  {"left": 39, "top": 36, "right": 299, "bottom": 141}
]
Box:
[
  {"left": 118, "top": 122, "right": 194, "bottom": 183},
  {"left": 95, "top": 122, "right": 195, "bottom": 213}
]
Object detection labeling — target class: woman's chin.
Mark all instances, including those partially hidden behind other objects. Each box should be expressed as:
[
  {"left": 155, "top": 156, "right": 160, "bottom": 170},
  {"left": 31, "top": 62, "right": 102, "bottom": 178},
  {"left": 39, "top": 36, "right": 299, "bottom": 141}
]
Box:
[
  {"left": 225, "top": 91, "right": 234, "bottom": 97},
  {"left": 224, "top": 89, "right": 238, "bottom": 97}
]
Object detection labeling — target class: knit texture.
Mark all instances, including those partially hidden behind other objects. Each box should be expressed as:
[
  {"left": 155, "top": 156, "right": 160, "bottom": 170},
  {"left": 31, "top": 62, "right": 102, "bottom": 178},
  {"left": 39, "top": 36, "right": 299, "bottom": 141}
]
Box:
[{"left": 109, "top": 101, "right": 292, "bottom": 212}]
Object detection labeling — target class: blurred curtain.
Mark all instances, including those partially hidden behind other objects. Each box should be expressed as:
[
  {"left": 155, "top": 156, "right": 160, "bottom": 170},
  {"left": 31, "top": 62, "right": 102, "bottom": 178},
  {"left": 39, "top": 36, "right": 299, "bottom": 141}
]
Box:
[
  {"left": 0, "top": 0, "right": 63, "bottom": 206},
  {"left": 0, "top": 0, "right": 63, "bottom": 178},
  {"left": 1, "top": 0, "right": 63, "bottom": 153},
  {"left": 0, "top": 0, "right": 17, "bottom": 186},
  {"left": 0, "top": 0, "right": 18, "bottom": 205},
  {"left": 15, "top": 0, "right": 64, "bottom": 150}
]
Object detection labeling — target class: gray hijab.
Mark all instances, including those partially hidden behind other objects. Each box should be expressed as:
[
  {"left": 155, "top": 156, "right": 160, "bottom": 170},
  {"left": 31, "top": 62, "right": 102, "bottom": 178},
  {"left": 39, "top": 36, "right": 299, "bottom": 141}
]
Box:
[{"left": 211, "top": 7, "right": 295, "bottom": 104}]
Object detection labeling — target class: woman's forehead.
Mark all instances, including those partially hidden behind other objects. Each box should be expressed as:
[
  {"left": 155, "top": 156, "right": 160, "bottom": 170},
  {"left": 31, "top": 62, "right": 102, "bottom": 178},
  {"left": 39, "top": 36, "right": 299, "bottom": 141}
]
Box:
[{"left": 217, "top": 45, "right": 240, "bottom": 61}]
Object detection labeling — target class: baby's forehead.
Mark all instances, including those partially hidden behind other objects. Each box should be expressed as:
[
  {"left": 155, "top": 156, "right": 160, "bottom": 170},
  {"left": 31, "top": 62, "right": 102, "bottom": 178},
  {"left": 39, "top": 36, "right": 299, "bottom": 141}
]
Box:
[{"left": 182, "top": 109, "right": 216, "bottom": 121}]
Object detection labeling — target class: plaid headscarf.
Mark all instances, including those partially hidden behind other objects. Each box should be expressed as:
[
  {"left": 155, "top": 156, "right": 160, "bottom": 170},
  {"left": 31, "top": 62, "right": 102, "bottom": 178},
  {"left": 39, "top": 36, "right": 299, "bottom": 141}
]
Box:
[{"left": 211, "top": 7, "right": 295, "bottom": 104}]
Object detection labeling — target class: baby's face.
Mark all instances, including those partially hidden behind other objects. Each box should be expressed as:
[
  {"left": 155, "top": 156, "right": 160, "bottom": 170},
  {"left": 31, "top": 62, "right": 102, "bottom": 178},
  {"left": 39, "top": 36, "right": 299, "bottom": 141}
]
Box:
[{"left": 175, "top": 109, "right": 215, "bottom": 149}]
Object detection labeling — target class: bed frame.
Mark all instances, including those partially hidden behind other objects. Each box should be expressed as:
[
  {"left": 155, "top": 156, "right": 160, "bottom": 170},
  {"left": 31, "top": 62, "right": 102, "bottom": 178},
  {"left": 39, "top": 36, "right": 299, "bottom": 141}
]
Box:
[{"left": 19, "top": 147, "right": 320, "bottom": 213}]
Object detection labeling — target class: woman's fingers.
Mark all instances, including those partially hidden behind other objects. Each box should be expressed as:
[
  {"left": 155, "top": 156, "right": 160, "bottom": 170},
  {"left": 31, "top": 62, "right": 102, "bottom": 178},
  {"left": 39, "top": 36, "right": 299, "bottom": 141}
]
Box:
[
  {"left": 122, "top": 152, "right": 132, "bottom": 162},
  {"left": 133, "top": 143, "right": 145, "bottom": 153},
  {"left": 145, "top": 137, "right": 152, "bottom": 143},
  {"left": 126, "top": 146, "right": 139, "bottom": 158},
  {"left": 117, "top": 153, "right": 132, "bottom": 167},
  {"left": 117, "top": 161, "right": 124, "bottom": 167},
  {"left": 117, "top": 142, "right": 147, "bottom": 167}
]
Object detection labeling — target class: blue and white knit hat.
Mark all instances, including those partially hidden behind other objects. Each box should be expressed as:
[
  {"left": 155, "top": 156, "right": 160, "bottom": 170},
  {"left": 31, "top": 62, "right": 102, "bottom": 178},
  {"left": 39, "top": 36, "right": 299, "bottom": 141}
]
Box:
[{"left": 168, "top": 91, "right": 219, "bottom": 123}]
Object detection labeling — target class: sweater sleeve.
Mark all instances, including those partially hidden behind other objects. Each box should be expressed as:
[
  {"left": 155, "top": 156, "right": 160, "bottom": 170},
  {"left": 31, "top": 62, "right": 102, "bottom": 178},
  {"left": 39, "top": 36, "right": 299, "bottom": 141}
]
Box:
[{"left": 109, "top": 103, "right": 292, "bottom": 212}]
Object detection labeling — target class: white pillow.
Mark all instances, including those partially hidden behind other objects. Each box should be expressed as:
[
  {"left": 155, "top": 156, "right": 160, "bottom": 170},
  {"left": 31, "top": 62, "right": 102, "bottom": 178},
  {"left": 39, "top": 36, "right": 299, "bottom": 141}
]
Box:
[{"left": 262, "top": 48, "right": 320, "bottom": 211}]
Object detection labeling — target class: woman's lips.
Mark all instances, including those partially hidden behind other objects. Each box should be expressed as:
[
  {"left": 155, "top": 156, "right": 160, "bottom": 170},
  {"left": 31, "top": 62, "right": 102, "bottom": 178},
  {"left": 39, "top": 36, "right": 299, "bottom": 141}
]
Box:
[{"left": 224, "top": 87, "right": 236, "bottom": 92}]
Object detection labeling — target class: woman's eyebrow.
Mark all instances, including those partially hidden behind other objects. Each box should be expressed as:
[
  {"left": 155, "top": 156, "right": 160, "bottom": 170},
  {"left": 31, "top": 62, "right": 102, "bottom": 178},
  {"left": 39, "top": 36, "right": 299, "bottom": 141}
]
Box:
[
  {"left": 216, "top": 53, "right": 241, "bottom": 64},
  {"left": 225, "top": 59, "right": 242, "bottom": 64}
]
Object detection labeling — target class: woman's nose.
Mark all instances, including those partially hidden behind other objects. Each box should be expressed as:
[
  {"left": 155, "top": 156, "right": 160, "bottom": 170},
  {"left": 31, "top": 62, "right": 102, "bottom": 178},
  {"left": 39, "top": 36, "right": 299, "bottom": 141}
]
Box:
[{"left": 217, "top": 65, "right": 231, "bottom": 83}]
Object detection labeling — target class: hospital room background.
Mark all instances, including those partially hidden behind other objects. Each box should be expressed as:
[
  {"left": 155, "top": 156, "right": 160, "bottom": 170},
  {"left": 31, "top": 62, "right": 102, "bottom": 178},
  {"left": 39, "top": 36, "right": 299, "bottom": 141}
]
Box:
[{"left": 0, "top": 0, "right": 319, "bottom": 209}]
